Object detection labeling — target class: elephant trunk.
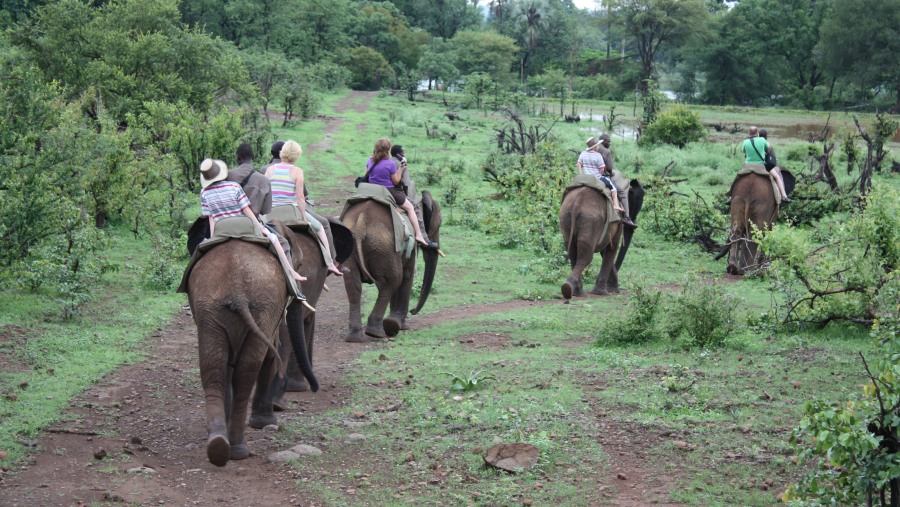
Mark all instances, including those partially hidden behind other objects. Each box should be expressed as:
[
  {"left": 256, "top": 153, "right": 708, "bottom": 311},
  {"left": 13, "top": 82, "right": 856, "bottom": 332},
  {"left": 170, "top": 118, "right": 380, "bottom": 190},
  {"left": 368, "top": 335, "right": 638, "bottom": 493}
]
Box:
[
  {"left": 411, "top": 246, "right": 438, "bottom": 315},
  {"left": 285, "top": 300, "right": 319, "bottom": 392},
  {"left": 614, "top": 227, "right": 634, "bottom": 271}
]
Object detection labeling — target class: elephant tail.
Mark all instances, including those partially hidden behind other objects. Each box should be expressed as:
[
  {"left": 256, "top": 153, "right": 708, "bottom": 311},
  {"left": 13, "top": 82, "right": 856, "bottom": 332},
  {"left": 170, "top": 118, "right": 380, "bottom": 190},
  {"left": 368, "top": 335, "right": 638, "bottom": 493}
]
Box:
[
  {"left": 354, "top": 214, "right": 376, "bottom": 282},
  {"left": 564, "top": 209, "right": 578, "bottom": 265},
  {"left": 234, "top": 301, "right": 285, "bottom": 376}
]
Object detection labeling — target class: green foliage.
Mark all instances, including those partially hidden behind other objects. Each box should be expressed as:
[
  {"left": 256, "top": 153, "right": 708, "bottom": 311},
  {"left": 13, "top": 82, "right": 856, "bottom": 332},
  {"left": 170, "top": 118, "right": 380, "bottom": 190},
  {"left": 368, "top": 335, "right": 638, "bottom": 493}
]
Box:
[
  {"left": 759, "top": 184, "right": 900, "bottom": 326},
  {"left": 787, "top": 301, "right": 900, "bottom": 506},
  {"left": 666, "top": 277, "right": 740, "bottom": 348},
  {"left": 443, "top": 370, "right": 497, "bottom": 391},
  {"left": 779, "top": 181, "right": 851, "bottom": 226},
  {"left": 572, "top": 74, "right": 618, "bottom": 101},
  {"left": 141, "top": 233, "right": 185, "bottom": 290},
  {"left": 642, "top": 179, "right": 728, "bottom": 247},
  {"left": 640, "top": 106, "right": 706, "bottom": 148},
  {"left": 641, "top": 79, "right": 662, "bottom": 126},
  {"left": 450, "top": 30, "right": 519, "bottom": 82},
  {"left": 340, "top": 46, "right": 394, "bottom": 91},
  {"left": 596, "top": 281, "right": 666, "bottom": 345}
]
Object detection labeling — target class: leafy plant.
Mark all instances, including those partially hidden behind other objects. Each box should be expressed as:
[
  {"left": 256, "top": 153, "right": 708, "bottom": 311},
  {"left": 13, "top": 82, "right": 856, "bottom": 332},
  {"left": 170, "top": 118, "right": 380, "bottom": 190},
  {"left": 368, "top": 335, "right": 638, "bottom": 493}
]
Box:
[
  {"left": 597, "top": 280, "right": 665, "bottom": 345},
  {"left": 443, "top": 370, "right": 497, "bottom": 391},
  {"left": 666, "top": 277, "right": 740, "bottom": 348},
  {"left": 660, "top": 364, "right": 696, "bottom": 393},
  {"left": 640, "top": 106, "right": 706, "bottom": 148}
]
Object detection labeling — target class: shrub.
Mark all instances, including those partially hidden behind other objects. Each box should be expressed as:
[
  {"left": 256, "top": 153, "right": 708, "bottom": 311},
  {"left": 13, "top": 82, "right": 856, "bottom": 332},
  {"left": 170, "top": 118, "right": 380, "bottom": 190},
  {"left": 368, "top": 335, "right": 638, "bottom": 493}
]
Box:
[
  {"left": 641, "top": 106, "right": 706, "bottom": 148},
  {"left": 786, "top": 299, "right": 900, "bottom": 506},
  {"left": 597, "top": 281, "right": 665, "bottom": 345},
  {"left": 666, "top": 277, "right": 740, "bottom": 348},
  {"left": 642, "top": 178, "right": 729, "bottom": 249},
  {"left": 142, "top": 233, "right": 185, "bottom": 290}
]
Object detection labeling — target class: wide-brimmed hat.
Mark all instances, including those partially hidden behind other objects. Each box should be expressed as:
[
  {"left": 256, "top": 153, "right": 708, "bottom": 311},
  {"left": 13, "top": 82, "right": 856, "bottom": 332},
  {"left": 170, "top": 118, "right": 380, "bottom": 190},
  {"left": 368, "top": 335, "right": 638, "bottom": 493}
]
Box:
[
  {"left": 199, "top": 159, "right": 228, "bottom": 189},
  {"left": 585, "top": 136, "right": 602, "bottom": 150}
]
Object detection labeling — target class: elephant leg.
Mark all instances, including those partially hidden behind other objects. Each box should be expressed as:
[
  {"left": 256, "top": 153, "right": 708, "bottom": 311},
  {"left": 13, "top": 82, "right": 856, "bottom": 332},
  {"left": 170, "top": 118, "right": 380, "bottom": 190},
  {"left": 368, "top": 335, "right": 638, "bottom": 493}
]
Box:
[
  {"left": 227, "top": 345, "right": 266, "bottom": 462},
  {"left": 366, "top": 280, "right": 399, "bottom": 339},
  {"left": 249, "top": 349, "right": 279, "bottom": 430},
  {"left": 388, "top": 259, "right": 415, "bottom": 334},
  {"left": 606, "top": 264, "right": 620, "bottom": 293},
  {"left": 563, "top": 239, "right": 594, "bottom": 299},
  {"left": 591, "top": 246, "right": 616, "bottom": 295},
  {"left": 199, "top": 332, "right": 230, "bottom": 467},
  {"left": 344, "top": 257, "right": 367, "bottom": 342}
]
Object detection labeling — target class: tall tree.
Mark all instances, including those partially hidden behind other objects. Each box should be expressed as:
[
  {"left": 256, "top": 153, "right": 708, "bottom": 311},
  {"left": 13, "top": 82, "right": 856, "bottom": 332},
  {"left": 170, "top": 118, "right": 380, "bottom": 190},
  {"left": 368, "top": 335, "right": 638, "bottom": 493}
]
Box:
[
  {"left": 615, "top": 0, "right": 708, "bottom": 91},
  {"left": 450, "top": 30, "right": 520, "bottom": 82},
  {"left": 818, "top": 0, "right": 900, "bottom": 111}
]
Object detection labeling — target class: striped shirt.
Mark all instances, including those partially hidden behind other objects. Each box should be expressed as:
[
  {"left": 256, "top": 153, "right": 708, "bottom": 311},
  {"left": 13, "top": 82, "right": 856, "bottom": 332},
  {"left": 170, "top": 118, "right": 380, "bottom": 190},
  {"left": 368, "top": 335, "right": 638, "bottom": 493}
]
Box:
[
  {"left": 200, "top": 181, "right": 251, "bottom": 222},
  {"left": 577, "top": 150, "right": 606, "bottom": 179},
  {"left": 268, "top": 164, "right": 298, "bottom": 206}
]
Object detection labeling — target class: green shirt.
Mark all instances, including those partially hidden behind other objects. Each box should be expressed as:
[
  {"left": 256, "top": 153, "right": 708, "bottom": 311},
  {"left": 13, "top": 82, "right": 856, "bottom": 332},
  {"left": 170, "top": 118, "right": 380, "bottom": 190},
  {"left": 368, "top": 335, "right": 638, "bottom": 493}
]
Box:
[{"left": 742, "top": 137, "right": 769, "bottom": 164}]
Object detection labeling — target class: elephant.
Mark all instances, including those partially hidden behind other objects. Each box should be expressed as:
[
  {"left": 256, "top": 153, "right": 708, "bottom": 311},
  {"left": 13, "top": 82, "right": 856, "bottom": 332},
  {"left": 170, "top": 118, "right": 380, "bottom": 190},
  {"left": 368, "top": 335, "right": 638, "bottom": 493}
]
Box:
[
  {"left": 559, "top": 185, "right": 623, "bottom": 299},
  {"left": 185, "top": 223, "right": 317, "bottom": 467},
  {"left": 251, "top": 218, "right": 354, "bottom": 421},
  {"left": 726, "top": 170, "right": 793, "bottom": 275},
  {"left": 341, "top": 191, "right": 442, "bottom": 342}
]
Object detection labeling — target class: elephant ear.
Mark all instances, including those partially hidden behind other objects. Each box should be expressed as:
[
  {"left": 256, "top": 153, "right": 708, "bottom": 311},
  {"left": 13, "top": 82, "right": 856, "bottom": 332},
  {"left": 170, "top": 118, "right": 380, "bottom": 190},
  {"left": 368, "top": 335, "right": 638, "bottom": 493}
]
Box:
[
  {"left": 187, "top": 216, "right": 210, "bottom": 256},
  {"left": 328, "top": 218, "right": 355, "bottom": 264},
  {"left": 780, "top": 169, "right": 796, "bottom": 196}
]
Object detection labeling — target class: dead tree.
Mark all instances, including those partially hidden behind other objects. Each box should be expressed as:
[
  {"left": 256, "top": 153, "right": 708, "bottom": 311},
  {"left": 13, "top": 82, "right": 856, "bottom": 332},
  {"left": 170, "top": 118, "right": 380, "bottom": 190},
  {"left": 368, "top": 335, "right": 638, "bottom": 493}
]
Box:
[
  {"left": 493, "top": 109, "right": 557, "bottom": 155},
  {"left": 815, "top": 142, "right": 840, "bottom": 193}
]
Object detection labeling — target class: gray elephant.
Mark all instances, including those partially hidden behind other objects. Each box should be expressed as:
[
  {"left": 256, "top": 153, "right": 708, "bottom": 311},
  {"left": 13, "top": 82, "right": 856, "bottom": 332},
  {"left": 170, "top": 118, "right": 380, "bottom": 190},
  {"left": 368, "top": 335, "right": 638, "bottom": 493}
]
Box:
[
  {"left": 559, "top": 180, "right": 624, "bottom": 299},
  {"left": 341, "top": 190, "right": 442, "bottom": 342},
  {"left": 726, "top": 173, "right": 780, "bottom": 275},
  {"left": 185, "top": 225, "right": 317, "bottom": 467}
]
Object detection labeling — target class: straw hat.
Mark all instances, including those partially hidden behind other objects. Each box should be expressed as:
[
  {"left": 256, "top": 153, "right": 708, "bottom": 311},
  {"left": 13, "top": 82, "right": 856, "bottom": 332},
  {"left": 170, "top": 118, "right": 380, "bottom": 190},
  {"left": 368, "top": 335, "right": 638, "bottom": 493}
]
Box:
[
  {"left": 199, "top": 159, "right": 228, "bottom": 189},
  {"left": 585, "top": 136, "right": 602, "bottom": 150}
]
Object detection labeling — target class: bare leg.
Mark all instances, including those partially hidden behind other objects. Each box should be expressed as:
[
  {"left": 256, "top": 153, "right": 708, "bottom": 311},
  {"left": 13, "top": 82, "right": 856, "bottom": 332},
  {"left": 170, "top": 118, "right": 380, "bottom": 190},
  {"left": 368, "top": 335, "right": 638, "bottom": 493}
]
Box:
[
  {"left": 315, "top": 228, "right": 343, "bottom": 276},
  {"left": 611, "top": 191, "right": 625, "bottom": 212},
  {"left": 772, "top": 168, "right": 790, "bottom": 200},
  {"left": 401, "top": 201, "right": 427, "bottom": 245},
  {"left": 268, "top": 234, "right": 306, "bottom": 282}
]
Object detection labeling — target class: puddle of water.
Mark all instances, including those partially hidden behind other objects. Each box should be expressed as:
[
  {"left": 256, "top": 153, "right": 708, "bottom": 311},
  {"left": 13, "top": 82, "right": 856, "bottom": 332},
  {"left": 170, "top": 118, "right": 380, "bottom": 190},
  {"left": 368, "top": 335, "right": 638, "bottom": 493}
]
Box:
[
  {"left": 770, "top": 123, "right": 900, "bottom": 143},
  {"left": 577, "top": 113, "right": 637, "bottom": 139}
]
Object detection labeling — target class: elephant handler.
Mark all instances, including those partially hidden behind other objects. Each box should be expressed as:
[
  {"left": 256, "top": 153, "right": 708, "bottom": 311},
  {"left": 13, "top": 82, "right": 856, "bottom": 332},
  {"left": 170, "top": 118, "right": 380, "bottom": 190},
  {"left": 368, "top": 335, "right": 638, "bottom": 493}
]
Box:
[
  {"left": 577, "top": 136, "right": 625, "bottom": 213},
  {"left": 597, "top": 134, "right": 637, "bottom": 228},
  {"left": 741, "top": 126, "right": 791, "bottom": 202},
  {"left": 390, "top": 144, "right": 437, "bottom": 248},
  {"left": 199, "top": 158, "right": 307, "bottom": 298}
]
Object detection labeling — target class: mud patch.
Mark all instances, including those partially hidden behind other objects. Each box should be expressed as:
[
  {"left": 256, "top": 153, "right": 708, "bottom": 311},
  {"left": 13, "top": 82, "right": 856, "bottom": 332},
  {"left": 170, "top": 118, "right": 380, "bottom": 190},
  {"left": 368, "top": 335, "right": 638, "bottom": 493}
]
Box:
[
  {"left": 457, "top": 331, "right": 510, "bottom": 350},
  {"left": 0, "top": 325, "right": 29, "bottom": 374},
  {"left": 785, "top": 346, "right": 828, "bottom": 363}
]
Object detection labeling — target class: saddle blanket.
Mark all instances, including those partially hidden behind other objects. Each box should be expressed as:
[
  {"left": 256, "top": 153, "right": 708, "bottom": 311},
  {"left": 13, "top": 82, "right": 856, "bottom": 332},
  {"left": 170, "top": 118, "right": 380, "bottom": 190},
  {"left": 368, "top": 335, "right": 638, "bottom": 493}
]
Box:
[{"left": 341, "top": 183, "right": 414, "bottom": 257}]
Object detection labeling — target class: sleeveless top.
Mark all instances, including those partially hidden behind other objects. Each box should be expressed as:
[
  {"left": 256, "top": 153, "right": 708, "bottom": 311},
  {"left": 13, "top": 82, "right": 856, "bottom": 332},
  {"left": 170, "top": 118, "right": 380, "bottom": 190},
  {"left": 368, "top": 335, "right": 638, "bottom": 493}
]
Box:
[{"left": 269, "top": 164, "right": 298, "bottom": 206}]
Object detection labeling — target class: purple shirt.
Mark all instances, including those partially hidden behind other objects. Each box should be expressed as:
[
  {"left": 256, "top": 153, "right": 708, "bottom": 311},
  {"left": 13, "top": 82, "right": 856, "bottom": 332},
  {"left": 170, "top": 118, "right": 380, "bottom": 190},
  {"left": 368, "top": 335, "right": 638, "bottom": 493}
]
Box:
[{"left": 366, "top": 158, "right": 398, "bottom": 188}]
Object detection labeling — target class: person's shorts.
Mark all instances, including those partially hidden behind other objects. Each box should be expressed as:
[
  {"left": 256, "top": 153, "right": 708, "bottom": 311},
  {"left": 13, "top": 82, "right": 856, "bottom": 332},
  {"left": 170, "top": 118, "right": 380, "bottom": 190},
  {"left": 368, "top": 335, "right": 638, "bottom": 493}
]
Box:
[{"left": 387, "top": 186, "right": 407, "bottom": 206}]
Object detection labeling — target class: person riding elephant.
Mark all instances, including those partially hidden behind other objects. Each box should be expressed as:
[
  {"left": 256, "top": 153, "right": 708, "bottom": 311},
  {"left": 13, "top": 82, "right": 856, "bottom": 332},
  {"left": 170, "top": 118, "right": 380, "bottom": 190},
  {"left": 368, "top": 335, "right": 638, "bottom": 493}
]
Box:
[
  {"left": 742, "top": 126, "right": 791, "bottom": 202},
  {"left": 363, "top": 138, "right": 438, "bottom": 250},
  {"left": 597, "top": 134, "right": 638, "bottom": 228},
  {"left": 390, "top": 144, "right": 436, "bottom": 247},
  {"left": 263, "top": 140, "right": 343, "bottom": 272},
  {"left": 577, "top": 136, "right": 625, "bottom": 213},
  {"left": 341, "top": 186, "right": 442, "bottom": 342},
  {"left": 185, "top": 159, "right": 317, "bottom": 467},
  {"left": 264, "top": 140, "right": 344, "bottom": 277}
]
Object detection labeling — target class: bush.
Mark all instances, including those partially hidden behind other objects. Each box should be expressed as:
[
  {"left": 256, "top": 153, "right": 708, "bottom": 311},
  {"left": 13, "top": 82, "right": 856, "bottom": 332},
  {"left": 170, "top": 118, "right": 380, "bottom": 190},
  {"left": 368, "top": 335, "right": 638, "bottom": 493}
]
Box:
[
  {"left": 642, "top": 178, "right": 729, "bottom": 249},
  {"left": 597, "top": 281, "right": 666, "bottom": 345},
  {"left": 666, "top": 277, "right": 740, "bottom": 348},
  {"left": 573, "top": 74, "right": 618, "bottom": 101},
  {"left": 641, "top": 106, "right": 706, "bottom": 148}
]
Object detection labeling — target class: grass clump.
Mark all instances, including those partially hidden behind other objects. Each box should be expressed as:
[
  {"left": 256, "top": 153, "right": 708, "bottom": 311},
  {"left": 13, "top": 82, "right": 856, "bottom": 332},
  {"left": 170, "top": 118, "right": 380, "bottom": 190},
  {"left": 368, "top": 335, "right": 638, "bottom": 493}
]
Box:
[{"left": 596, "top": 281, "right": 665, "bottom": 345}]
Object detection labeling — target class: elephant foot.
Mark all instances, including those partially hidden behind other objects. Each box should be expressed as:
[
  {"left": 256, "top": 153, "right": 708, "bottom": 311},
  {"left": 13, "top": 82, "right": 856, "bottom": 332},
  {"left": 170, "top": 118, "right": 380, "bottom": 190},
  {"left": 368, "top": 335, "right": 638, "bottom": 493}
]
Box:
[
  {"left": 590, "top": 287, "right": 609, "bottom": 296},
  {"left": 286, "top": 378, "right": 309, "bottom": 392},
  {"left": 272, "top": 397, "right": 287, "bottom": 412},
  {"left": 727, "top": 263, "right": 742, "bottom": 276},
  {"left": 400, "top": 319, "right": 410, "bottom": 331},
  {"left": 248, "top": 411, "right": 277, "bottom": 430},
  {"left": 230, "top": 443, "right": 250, "bottom": 461},
  {"left": 364, "top": 325, "right": 387, "bottom": 340},
  {"left": 207, "top": 434, "right": 230, "bottom": 467},
  {"left": 607, "top": 285, "right": 621, "bottom": 294},
  {"left": 561, "top": 281, "right": 574, "bottom": 300},
  {"left": 345, "top": 331, "right": 368, "bottom": 343},
  {"left": 383, "top": 317, "right": 401, "bottom": 337}
]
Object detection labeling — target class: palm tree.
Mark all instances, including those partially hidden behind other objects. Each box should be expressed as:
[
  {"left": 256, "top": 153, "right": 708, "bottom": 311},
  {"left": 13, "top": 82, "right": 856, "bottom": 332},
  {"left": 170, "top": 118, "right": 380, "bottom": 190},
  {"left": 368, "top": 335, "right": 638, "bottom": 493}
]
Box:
[{"left": 519, "top": 1, "right": 543, "bottom": 82}]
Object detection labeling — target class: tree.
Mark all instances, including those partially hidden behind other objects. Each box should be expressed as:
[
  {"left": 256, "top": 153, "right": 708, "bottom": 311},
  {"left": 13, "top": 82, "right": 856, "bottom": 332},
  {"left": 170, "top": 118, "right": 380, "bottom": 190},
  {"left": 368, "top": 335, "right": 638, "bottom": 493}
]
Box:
[
  {"left": 818, "top": 0, "right": 900, "bottom": 112},
  {"left": 9, "top": 0, "right": 254, "bottom": 121},
  {"left": 616, "top": 0, "right": 708, "bottom": 91},
  {"left": 450, "top": 30, "right": 520, "bottom": 82},
  {"left": 417, "top": 38, "right": 459, "bottom": 90},
  {"left": 341, "top": 46, "right": 395, "bottom": 90},
  {"left": 402, "top": 0, "right": 481, "bottom": 39}
]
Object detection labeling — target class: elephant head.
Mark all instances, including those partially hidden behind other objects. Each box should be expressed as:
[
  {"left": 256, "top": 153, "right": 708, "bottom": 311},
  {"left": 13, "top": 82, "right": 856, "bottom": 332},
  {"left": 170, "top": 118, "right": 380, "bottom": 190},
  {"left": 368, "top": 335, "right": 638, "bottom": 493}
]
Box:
[
  {"left": 341, "top": 191, "right": 441, "bottom": 342},
  {"left": 186, "top": 226, "right": 317, "bottom": 467},
  {"left": 727, "top": 173, "right": 779, "bottom": 275},
  {"left": 559, "top": 186, "right": 623, "bottom": 299},
  {"left": 614, "top": 179, "right": 644, "bottom": 271}
]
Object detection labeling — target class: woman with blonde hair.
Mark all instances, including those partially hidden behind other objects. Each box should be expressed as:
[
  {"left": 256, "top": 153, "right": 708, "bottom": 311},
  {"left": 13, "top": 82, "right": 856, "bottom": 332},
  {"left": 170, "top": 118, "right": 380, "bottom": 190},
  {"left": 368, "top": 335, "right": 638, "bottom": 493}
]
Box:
[
  {"left": 362, "top": 138, "right": 437, "bottom": 249},
  {"left": 265, "top": 140, "right": 344, "bottom": 276}
]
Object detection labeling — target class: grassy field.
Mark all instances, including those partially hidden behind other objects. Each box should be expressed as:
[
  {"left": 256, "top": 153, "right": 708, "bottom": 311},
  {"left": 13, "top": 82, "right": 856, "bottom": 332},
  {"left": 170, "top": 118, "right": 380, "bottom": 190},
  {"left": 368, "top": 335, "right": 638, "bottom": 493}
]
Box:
[{"left": 1, "top": 89, "right": 897, "bottom": 504}]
